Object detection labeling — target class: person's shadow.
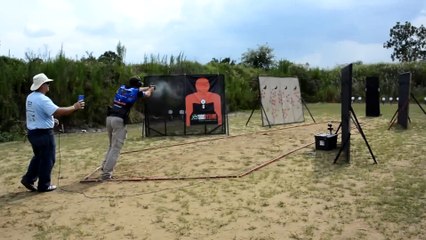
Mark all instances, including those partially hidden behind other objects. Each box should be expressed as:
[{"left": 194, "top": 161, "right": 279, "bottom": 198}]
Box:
[
  {"left": 0, "top": 180, "right": 101, "bottom": 204},
  {"left": 185, "top": 77, "right": 222, "bottom": 127},
  {"left": 0, "top": 190, "right": 38, "bottom": 204}
]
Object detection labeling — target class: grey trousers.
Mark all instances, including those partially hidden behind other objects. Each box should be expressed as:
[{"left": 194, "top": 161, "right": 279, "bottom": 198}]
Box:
[{"left": 102, "top": 116, "right": 127, "bottom": 178}]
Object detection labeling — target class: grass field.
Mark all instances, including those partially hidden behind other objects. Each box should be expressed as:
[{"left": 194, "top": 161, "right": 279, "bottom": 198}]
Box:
[{"left": 0, "top": 103, "right": 425, "bottom": 240}]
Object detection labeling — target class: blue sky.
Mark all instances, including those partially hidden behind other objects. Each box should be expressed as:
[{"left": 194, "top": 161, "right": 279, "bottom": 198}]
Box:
[{"left": 1, "top": 0, "right": 425, "bottom": 69}]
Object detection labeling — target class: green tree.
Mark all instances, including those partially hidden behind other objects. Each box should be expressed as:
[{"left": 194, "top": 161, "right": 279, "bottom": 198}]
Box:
[
  {"left": 98, "top": 51, "right": 120, "bottom": 64},
  {"left": 210, "top": 57, "right": 235, "bottom": 65},
  {"left": 241, "top": 44, "right": 275, "bottom": 70},
  {"left": 116, "top": 41, "right": 126, "bottom": 64},
  {"left": 383, "top": 21, "right": 426, "bottom": 62}
]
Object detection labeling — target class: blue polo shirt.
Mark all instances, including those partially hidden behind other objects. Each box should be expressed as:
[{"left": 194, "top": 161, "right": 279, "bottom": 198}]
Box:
[{"left": 26, "top": 92, "right": 59, "bottom": 130}]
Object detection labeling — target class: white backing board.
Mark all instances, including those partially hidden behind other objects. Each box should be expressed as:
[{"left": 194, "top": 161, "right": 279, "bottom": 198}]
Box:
[{"left": 259, "top": 77, "right": 304, "bottom": 125}]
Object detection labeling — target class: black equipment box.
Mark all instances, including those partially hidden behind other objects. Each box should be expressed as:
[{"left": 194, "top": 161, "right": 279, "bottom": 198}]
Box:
[{"left": 315, "top": 133, "right": 337, "bottom": 150}]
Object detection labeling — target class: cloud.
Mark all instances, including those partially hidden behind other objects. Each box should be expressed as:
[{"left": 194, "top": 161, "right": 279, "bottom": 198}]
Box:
[
  {"left": 0, "top": 0, "right": 425, "bottom": 67},
  {"left": 295, "top": 40, "right": 393, "bottom": 68},
  {"left": 76, "top": 22, "right": 117, "bottom": 36},
  {"left": 24, "top": 25, "right": 55, "bottom": 38},
  {"left": 412, "top": 10, "right": 426, "bottom": 26}
]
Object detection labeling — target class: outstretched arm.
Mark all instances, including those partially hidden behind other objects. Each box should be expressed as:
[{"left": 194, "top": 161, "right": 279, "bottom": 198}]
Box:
[
  {"left": 140, "top": 86, "right": 155, "bottom": 97},
  {"left": 185, "top": 95, "right": 195, "bottom": 126},
  {"left": 212, "top": 95, "right": 222, "bottom": 125},
  {"left": 54, "top": 101, "right": 85, "bottom": 117}
]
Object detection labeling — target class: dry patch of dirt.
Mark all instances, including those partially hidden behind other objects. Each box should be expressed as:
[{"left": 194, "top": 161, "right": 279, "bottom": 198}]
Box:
[{"left": 0, "top": 108, "right": 425, "bottom": 240}]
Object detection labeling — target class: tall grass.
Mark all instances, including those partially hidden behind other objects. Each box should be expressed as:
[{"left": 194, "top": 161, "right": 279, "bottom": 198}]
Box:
[{"left": 1, "top": 51, "right": 426, "bottom": 142}]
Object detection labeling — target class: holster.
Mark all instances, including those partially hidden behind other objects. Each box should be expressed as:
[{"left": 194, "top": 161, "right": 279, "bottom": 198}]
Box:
[
  {"left": 107, "top": 106, "right": 129, "bottom": 124},
  {"left": 106, "top": 106, "right": 113, "bottom": 116}
]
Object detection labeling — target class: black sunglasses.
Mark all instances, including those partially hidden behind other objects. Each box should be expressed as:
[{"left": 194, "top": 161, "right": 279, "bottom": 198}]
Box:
[{"left": 44, "top": 82, "right": 50, "bottom": 86}]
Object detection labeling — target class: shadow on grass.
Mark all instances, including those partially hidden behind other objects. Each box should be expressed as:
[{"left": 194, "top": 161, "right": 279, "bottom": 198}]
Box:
[
  {"left": 309, "top": 144, "right": 357, "bottom": 178},
  {"left": 56, "top": 181, "right": 102, "bottom": 198},
  {"left": 0, "top": 181, "right": 102, "bottom": 205},
  {"left": 0, "top": 190, "right": 39, "bottom": 204}
]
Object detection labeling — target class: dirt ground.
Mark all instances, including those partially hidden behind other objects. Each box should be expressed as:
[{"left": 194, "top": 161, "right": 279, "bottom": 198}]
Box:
[{"left": 0, "top": 107, "right": 425, "bottom": 240}]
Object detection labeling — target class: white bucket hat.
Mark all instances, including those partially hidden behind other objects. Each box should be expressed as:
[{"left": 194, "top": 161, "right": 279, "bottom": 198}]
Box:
[{"left": 30, "top": 73, "right": 54, "bottom": 91}]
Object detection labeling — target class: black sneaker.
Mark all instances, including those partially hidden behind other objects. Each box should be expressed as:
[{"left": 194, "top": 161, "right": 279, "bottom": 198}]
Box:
[
  {"left": 21, "top": 179, "right": 37, "bottom": 192},
  {"left": 100, "top": 175, "right": 112, "bottom": 181}
]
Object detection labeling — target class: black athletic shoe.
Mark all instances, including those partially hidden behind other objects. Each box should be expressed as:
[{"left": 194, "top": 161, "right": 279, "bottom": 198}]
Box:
[
  {"left": 100, "top": 175, "right": 112, "bottom": 181},
  {"left": 21, "top": 179, "right": 37, "bottom": 192}
]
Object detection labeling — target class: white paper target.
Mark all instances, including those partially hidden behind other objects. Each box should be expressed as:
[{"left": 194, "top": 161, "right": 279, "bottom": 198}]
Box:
[{"left": 259, "top": 77, "right": 304, "bottom": 125}]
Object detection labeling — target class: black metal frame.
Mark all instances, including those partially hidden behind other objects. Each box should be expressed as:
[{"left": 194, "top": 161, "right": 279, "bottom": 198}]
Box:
[
  {"left": 334, "top": 106, "right": 377, "bottom": 164},
  {"left": 334, "top": 64, "right": 376, "bottom": 164}
]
